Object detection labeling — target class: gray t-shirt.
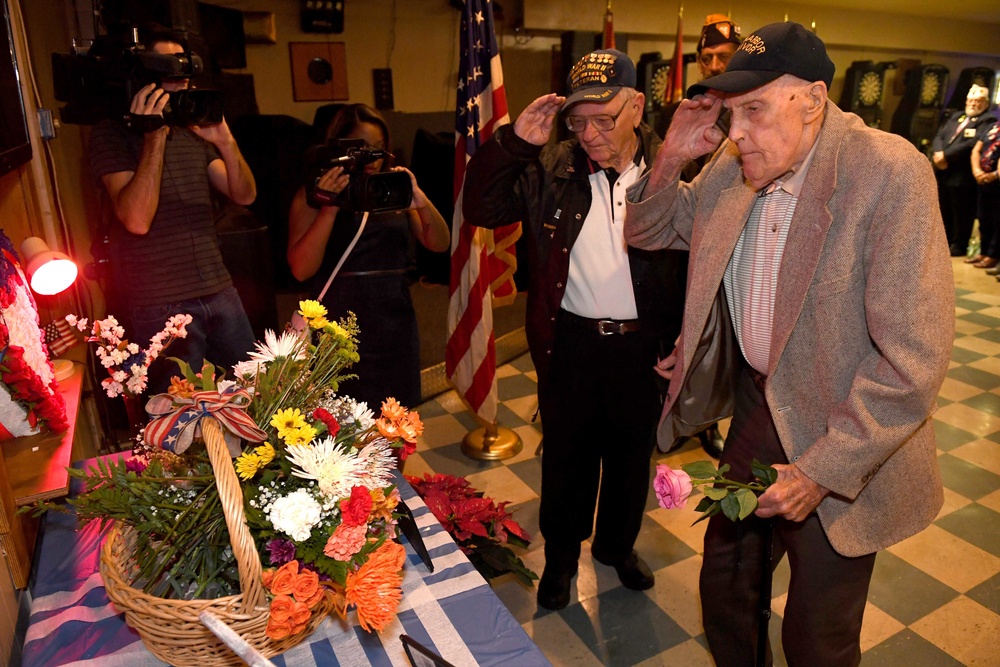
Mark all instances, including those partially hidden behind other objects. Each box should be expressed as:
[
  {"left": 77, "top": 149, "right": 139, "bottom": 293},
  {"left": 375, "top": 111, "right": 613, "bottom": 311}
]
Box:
[{"left": 89, "top": 120, "right": 233, "bottom": 306}]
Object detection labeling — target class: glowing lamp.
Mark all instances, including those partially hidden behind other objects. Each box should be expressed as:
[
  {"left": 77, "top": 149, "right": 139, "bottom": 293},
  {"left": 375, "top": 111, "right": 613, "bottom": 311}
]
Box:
[{"left": 20, "top": 236, "right": 78, "bottom": 296}]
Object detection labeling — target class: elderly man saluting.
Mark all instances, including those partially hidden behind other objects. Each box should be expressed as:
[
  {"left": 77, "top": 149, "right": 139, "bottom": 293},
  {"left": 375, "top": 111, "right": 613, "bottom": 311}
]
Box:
[
  {"left": 463, "top": 50, "right": 686, "bottom": 611},
  {"left": 625, "top": 23, "right": 953, "bottom": 666}
]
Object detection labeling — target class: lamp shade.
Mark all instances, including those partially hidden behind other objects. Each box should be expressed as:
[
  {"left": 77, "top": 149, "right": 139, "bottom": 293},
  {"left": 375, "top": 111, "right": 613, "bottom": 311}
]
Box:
[{"left": 20, "top": 236, "right": 78, "bottom": 296}]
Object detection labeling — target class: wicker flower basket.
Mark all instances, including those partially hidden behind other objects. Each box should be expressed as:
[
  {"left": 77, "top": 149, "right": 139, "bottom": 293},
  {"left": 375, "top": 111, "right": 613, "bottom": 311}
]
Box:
[{"left": 100, "top": 418, "right": 337, "bottom": 666}]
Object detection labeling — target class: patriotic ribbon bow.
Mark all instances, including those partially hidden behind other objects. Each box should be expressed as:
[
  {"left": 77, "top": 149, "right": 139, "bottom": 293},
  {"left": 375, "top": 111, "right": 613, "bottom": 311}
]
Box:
[{"left": 144, "top": 387, "right": 268, "bottom": 457}]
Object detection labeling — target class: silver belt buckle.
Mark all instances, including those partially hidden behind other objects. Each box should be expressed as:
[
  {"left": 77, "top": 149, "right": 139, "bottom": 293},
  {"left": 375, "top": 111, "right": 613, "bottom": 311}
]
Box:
[{"left": 597, "top": 319, "right": 620, "bottom": 336}]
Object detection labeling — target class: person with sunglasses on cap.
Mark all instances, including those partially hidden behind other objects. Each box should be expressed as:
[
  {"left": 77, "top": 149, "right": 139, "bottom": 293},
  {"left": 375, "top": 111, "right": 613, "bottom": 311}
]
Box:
[
  {"left": 462, "top": 49, "right": 687, "bottom": 611},
  {"left": 625, "top": 22, "right": 952, "bottom": 665},
  {"left": 655, "top": 13, "right": 742, "bottom": 142},
  {"left": 656, "top": 14, "right": 742, "bottom": 460}
]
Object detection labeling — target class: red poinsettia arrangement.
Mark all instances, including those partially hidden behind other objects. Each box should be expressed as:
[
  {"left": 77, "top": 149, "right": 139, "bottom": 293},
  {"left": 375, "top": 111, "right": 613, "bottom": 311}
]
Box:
[{"left": 405, "top": 473, "right": 537, "bottom": 585}]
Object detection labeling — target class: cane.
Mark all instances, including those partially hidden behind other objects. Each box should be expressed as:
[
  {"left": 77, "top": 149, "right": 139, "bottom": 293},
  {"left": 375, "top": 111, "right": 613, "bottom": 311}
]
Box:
[{"left": 756, "top": 518, "right": 775, "bottom": 667}]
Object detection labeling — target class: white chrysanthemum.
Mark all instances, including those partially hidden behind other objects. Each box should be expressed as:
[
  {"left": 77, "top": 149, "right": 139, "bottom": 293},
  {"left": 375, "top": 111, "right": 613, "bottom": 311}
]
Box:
[
  {"left": 285, "top": 436, "right": 364, "bottom": 500},
  {"left": 267, "top": 488, "right": 322, "bottom": 542},
  {"left": 232, "top": 360, "right": 265, "bottom": 380},
  {"left": 350, "top": 401, "right": 375, "bottom": 429},
  {"left": 248, "top": 329, "right": 307, "bottom": 364},
  {"left": 355, "top": 440, "right": 396, "bottom": 489}
]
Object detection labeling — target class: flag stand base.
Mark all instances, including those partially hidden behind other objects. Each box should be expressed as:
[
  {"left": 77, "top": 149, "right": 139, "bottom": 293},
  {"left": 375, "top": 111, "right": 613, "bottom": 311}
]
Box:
[{"left": 461, "top": 424, "right": 522, "bottom": 461}]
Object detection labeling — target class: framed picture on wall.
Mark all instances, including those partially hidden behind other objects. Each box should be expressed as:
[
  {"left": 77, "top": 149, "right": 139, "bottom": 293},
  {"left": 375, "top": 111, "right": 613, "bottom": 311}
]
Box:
[{"left": 289, "top": 42, "right": 349, "bottom": 101}]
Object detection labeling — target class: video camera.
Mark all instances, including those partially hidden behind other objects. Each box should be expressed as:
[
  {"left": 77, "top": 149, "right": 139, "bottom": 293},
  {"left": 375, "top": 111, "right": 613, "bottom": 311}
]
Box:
[
  {"left": 51, "top": 28, "right": 224, "bottom": 128},
  {"left": 305, "top": 139, "right": 413, "bottom": 213}
]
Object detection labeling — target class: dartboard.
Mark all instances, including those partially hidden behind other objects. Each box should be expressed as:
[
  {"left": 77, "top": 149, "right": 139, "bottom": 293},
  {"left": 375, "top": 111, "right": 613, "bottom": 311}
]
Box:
[
  {"left": 651, "top": 64, "right": 671, "bottom": 109},
  {"left": 920, "top": 71, "right": 941, "bottom": 106},
  {"left": 859, "top": 71, "right": 882, "bottom": 107}
]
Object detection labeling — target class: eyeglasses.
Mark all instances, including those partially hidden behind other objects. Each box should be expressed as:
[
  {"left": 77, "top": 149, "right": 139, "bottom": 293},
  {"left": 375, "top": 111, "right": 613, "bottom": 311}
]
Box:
[{"left": 565, "top": 97, "right": 631, "bottom": 133}]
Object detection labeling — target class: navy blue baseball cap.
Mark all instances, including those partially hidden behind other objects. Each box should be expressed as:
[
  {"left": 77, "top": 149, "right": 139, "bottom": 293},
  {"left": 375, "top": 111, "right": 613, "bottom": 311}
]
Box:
[
  {"left": 562, "top": 49, "right": 637, "bottom": 110},
  {"left": 688, "top": 22, "right": 834, "bottom": 97}
]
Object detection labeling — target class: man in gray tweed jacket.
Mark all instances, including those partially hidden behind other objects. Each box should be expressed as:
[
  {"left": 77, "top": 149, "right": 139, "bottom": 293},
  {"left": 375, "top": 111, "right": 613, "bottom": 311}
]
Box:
[{"left": 625, "top": 22, "right": 953, "bottom": 667}]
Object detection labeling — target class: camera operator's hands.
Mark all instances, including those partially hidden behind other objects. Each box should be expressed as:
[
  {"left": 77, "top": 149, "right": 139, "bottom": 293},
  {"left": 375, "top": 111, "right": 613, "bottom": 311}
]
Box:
[
  {"left": 390, "top": 166, "right": 428, "bottom": 210},
  {"left": 513, "top": 93, "right": 566, "bottom": 146},
  {"left": 130, "top": 84, "right": 170, "bottom": 123},
  {"left": 315, "top": 165, "right": 350, "bottom": 207},
  {"left": 190, "top": 117, "right": 235, "bottom": 148}
]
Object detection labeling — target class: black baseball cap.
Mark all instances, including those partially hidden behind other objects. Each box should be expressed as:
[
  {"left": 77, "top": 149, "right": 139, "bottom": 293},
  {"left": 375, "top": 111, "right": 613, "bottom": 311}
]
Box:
[
  {"left": 562, "top": 49, "right": 637, "bottom": 111},
  {"left": 687, "top": 22, "right": 835, "bottom": 97}
]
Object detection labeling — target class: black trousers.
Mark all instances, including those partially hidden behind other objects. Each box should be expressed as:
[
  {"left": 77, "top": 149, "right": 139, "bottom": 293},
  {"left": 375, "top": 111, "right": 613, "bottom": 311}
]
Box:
[
  {"left": 537, "top": 310, "right": 661, "bottom": 567},
  {"left": 700, "top": 364, "right": 876, "bottom": 667},
  {"left": 938, "top": 180, "right": 977, "bottom": 250}
]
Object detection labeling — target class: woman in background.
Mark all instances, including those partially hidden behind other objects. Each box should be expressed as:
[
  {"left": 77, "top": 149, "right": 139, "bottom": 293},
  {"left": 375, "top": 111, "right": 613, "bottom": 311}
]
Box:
[{"left": 288, "top": 104, "right": 450, "bottom": 410}]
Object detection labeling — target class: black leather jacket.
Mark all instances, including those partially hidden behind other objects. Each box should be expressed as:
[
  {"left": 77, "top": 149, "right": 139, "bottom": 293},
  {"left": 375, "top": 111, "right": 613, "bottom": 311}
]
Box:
[{"left": 463, "top": 123, "right": 686, "bottom": 395}]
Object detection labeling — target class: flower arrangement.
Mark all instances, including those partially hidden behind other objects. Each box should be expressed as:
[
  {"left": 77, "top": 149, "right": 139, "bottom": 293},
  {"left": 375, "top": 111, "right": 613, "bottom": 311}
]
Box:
[
  {"left": 35, "top": 300, "right": 424, "bottom": 639},
  {"left": 0, "top": 233, "right": 68, "bottom": 438},
  {"left": 406, "top": 473, "right": 536, "bottom": 585},
  {"left": 66, "top": 313, "right": 192, "bottom": 398},
  {"left": 654, "top": 459, "right": 777, "bottom": 522}
]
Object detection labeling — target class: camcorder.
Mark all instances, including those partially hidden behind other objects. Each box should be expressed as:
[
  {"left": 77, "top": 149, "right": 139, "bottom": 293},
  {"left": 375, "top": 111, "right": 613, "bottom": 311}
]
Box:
[
  {"left": 51, "top": 28, "right": 224, "bottom": 129},
  {"left": 305, "top": 139, "right": 413, "bottom": 213}
]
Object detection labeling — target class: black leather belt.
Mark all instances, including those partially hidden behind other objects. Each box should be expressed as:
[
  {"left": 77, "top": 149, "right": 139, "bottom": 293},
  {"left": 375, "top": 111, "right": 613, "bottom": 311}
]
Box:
[
  {"left": 559, "top": 309, "right": 640, "bottom": 336},
  {"left": 337, "top": 268, "right": 408, "bottom": 278}
]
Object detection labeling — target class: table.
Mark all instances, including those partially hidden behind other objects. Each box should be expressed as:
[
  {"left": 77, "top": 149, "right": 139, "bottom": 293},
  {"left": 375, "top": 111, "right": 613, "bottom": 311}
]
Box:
[{"left": 22, "top": 462, "right": 551, "bottom": 667}]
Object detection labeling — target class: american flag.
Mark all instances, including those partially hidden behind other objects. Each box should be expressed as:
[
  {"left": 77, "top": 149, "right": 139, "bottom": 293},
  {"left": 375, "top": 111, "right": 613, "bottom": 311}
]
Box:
[
  {"left": 446, "top": 0, "right": 520, "bottom": 424},
  {"left": 43, "top": 318, "right": 79, "bottom": 358},
  {"left": 668, "top": 6, "right": 685, "bottom": 103}
]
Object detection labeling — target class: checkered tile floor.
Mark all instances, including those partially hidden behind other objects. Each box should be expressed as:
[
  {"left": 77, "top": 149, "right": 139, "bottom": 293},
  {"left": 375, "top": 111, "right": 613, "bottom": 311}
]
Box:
[{"left": 405, "top": 259, "right": 1000, "bottom": 667}]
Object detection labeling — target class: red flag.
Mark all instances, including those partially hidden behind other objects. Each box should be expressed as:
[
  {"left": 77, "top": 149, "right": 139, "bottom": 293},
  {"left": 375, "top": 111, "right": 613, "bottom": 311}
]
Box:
[
  {"left": 668, "top": 6, "right": 685, "bottom": 103},
  {"left": 446, "top": 0, "right": 521, "bottom": 424},
  {"left": 602, "top": 1, "right": 615, "bottom": 50}
]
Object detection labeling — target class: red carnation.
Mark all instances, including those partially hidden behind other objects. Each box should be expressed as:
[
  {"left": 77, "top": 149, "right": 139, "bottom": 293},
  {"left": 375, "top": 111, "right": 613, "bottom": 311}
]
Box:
[
  {"left": 339, "top": 485, "right": 373, "bottom": 526},
  {"left": 312, "top": 407, "right": 340, "bottom": 438}
]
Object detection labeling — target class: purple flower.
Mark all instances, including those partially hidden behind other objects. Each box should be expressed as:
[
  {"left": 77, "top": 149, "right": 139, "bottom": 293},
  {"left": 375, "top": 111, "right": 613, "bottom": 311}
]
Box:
[
  {"left": 125, "top": 456, "right": 148, "bottom": 474},
  {"left": 266, "top": 538, "right": 297, "bottom": 566}
]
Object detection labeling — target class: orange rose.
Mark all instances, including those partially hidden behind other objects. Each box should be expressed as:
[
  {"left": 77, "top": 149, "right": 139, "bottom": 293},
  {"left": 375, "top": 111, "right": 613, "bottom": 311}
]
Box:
[
  {"left": 262, "top": 569, "right": 275, "bottom": 588},
  {"left": 291, "top": 600, "right": 312, "bottom": 626},
  {"left": 293, "top": 569, "right": 320, "bottom": 604},
  {"left": 303, "top": 585, "right": 327, "bottom": 609},
  {"left": 271, "top": 560, "right": 299, "bottom": 595},
  {"left": 291, "top": 622, "right": 308, "bottom": 636},
  {"left": 265, "top": 617, "right": 293, "bottom": 641},
  {"left": 269, "top": 594, "right": 294, "bottom": 624}
]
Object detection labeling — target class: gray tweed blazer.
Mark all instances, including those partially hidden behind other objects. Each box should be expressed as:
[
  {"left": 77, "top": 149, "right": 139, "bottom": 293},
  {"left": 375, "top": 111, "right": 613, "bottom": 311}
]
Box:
[{"left": 625, "top": 103, "right": 954, "bottom": 557}]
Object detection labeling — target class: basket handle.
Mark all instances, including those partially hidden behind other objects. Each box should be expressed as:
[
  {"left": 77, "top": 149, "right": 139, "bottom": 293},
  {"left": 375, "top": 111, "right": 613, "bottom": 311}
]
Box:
[{"left": 203, "top": 417, "right": 266, "bottom": 612}]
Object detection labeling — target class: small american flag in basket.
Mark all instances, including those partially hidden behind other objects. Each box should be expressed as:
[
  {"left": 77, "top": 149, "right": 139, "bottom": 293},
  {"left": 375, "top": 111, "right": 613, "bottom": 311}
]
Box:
[{"left": 43, "top": 318, "right": 79, "bottom": 358}]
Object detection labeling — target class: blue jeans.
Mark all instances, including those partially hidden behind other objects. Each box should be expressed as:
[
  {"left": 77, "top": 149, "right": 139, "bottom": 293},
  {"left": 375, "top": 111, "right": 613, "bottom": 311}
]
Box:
[{"left": 129, "top": 286, "right": 256, "bottom": 396}]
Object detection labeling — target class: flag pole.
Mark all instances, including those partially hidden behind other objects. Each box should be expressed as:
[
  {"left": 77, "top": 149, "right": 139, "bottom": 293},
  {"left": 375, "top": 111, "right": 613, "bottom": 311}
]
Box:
[{"left": 461, "top": 420, "right": 522, "bottom": 461}]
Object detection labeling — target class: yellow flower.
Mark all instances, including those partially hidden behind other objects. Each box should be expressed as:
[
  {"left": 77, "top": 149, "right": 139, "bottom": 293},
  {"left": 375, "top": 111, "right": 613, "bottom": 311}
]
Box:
[
  {"left": 310, "top": 316, "right": 330, "bottom": 330},
  {"left": 271, "top": 408, "right": 307, "bottom": 437},
  {"left": 255, "top": 442, "right": 276, "bottom": 466},
  {"left": 283, "top": 424, "right": 318, "bottom": 446},
  {"left": 323, "top": 321, "right": 349, "bottom": 339},
  {"left": 235, "top": 452, "right": 262, "bottom": 480},
  {"left": 298, "top": 300, "right": 327, "bottom": 321}
]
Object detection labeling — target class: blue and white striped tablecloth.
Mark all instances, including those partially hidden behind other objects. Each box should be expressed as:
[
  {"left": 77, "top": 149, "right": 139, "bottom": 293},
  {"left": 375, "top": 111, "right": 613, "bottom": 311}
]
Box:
[{"left": 22, "top": 465, "right": 550, "bottom": 667}]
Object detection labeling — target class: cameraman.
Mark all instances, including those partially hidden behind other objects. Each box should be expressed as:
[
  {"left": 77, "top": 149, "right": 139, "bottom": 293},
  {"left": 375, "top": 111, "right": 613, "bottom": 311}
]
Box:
[
  {"left": 88, "top": 25, "right": 257, "bottom": 395},
  {"left": 287, "top": 104, "right": 449, "bottom": 410}
]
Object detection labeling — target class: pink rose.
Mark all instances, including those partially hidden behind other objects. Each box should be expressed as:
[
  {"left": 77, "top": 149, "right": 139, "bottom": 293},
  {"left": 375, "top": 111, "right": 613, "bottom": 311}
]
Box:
[{"left": 654, "top": 465, "right": 693, "bottom": 510}]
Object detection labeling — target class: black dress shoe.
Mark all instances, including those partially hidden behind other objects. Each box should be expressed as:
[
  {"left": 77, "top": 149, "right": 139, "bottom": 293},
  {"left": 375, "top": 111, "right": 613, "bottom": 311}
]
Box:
[
  {"left": 537, "top": 562, "right": 578, "bottom": 610},
  {"left": 699, "top": 424, "right": 724, "bottom": 459},
  {"left": 594, "top": 550, "right": 655, "bottom": 591}
]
